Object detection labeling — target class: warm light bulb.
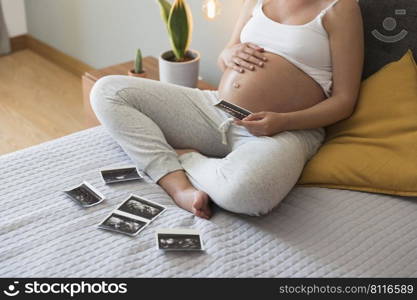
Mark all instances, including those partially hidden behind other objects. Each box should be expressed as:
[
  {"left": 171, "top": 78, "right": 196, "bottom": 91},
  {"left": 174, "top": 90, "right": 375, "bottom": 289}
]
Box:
[{"left": 203, "top": 0, "right": 222, "bottom": 20}]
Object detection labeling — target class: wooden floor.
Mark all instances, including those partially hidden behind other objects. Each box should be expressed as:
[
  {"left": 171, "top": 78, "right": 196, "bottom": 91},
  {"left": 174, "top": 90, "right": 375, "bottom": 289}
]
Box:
[{"left": 0, "top": 50, "right": 88, "bottom": 155}]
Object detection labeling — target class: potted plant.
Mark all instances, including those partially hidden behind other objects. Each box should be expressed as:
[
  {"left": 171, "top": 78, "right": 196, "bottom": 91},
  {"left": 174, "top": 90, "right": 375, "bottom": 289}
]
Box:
[
  {"left": 128, "top": 48, "right": 147, "bottom": 77},
  {"left": 157, "top": 0, "right": 200, "bottom": 88}
]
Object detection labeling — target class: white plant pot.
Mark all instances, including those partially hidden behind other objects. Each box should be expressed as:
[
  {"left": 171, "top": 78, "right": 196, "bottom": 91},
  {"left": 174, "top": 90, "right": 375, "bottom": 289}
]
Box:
[{"left": 159, "top": 49, "right": 200, "bottom": 88}]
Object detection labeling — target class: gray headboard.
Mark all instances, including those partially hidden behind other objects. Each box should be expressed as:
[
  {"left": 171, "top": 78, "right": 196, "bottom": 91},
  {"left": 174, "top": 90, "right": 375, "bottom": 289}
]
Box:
[{"left": 359, "top": 0, "right": 417, "bottom": 79}]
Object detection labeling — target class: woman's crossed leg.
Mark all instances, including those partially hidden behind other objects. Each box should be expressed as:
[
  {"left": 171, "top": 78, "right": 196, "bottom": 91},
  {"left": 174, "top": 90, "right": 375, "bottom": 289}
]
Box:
[{"left": 91, "top": 75, "right": 325, "bottom": 218}]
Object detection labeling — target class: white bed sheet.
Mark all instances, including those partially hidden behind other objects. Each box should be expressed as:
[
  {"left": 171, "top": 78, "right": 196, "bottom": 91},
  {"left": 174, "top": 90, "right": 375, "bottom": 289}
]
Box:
[{"left": 1, "top": 127, "right": 416, "bottom": 277}]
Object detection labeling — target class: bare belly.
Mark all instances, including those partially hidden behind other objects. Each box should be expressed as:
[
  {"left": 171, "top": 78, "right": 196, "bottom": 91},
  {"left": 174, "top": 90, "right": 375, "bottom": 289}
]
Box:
[{"left": 218, "top": 52, "right": 326, "bottom": 113}]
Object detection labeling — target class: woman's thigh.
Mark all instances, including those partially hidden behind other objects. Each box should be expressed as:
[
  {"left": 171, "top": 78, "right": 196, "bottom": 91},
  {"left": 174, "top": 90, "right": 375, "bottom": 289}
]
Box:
[{"left": 91, "top": 75, "right": 229, "bottom": 157}]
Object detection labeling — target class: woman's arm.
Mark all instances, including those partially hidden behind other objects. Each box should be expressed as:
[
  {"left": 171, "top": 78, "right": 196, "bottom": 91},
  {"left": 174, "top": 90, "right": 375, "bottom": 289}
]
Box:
[
  {"left": 235, "top": 0, "right": 364, "bottom": 136},
  {"left": 283, "top": 0, "right": 364, "bottom": 130}
]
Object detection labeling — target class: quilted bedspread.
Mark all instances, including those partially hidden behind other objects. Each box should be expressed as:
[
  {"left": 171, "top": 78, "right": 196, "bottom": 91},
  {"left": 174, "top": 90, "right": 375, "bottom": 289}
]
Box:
[{"left": 1, "top": 127, "right": 417, "bottom": 277}]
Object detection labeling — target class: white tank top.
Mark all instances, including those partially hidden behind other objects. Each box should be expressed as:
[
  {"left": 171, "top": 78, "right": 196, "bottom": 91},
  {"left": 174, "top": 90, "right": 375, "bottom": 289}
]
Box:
[{"left": 240, "top": 0, "right": 340, "bottom": 97}]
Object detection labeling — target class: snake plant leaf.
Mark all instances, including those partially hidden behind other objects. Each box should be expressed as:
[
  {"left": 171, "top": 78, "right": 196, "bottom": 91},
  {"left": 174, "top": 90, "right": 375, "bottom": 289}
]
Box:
[
  {"left": 184, "top": 1, "right": 193, "bottom": 51},
  {"left": 168, "top": 0, "right": 193, "bottom": 61},
  {"left": 157, "top": 0, "right": 172, "bottom": 25}
]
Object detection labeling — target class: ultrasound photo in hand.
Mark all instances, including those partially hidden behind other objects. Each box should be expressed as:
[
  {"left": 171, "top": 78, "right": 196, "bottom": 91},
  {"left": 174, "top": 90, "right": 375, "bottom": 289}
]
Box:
[{"left": 214, "top": 100, "right": 252, "bottom": 120}]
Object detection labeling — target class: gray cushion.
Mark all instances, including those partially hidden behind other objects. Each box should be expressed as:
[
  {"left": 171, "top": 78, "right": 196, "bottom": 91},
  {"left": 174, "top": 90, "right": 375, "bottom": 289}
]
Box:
[{"left": 359, "top": 0, "right": 417, "bottom": 79}]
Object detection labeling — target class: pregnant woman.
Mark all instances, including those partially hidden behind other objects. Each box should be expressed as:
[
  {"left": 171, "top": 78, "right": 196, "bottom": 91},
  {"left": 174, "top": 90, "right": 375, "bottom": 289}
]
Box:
[{"left": 91, "top": 0, "right": 364, "bottom": 219}]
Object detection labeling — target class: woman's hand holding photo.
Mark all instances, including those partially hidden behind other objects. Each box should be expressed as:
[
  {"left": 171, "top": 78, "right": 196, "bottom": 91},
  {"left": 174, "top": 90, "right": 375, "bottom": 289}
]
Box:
[{"left": 234, "top": 111, "right": 289, "bottom": 136}]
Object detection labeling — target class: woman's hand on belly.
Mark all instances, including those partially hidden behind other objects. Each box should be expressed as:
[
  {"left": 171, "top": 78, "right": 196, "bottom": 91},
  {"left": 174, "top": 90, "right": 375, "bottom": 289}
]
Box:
[
  {"left": 234, "top": 111, "right": 289, "bottom": 136},
  {"left": 219, "top": 43, "right": 268, "bottom": 73}
]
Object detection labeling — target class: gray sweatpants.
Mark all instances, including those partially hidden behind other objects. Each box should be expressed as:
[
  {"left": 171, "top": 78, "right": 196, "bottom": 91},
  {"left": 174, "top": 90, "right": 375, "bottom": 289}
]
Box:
[{"left": 90, "top": 75, "right": 325, "bottom": 216}]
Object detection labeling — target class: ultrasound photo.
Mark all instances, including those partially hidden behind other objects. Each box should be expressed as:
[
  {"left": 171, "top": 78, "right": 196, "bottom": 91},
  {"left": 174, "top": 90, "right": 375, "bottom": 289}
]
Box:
[
  {"left": 156, "top": 229, "right": 204, "bottom": 251},
  {"left": 64, "top": 182, "right": 104, "bottom": 208},
  {"left": 100, "top": 167, "right": 143, "bottom": 184},
  {"left": 98, "top": 213, "right": 147, "bottom": 236},
  {"left": 157, "top": 234, "right": 203, "bottom": 251},
  {"left": 214, "top": 100, "right": 252, "bottom": 120},
  {"left": 118, "top": 195, "right": 166, "bottom": 221}
]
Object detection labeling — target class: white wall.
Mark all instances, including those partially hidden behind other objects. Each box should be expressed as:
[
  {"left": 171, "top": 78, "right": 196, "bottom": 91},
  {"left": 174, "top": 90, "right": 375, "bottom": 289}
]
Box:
[
  {"left": 1, "top": 0, "right": 27, "bottom": 37},
  {"left": 24, "top": 0, "right": 243, "bottom": 85}
]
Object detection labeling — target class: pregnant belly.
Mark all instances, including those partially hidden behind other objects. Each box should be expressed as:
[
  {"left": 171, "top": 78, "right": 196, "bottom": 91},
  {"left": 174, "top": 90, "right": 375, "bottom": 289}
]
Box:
[{"left": 218, "top": 52, "right": 327, "bottom": 114}]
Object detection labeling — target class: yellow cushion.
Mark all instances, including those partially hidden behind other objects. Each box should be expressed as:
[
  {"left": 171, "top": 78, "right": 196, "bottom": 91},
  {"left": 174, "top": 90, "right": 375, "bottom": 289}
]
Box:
[{"left": 298, "top": 50, "right": 417, "bottom": 196}]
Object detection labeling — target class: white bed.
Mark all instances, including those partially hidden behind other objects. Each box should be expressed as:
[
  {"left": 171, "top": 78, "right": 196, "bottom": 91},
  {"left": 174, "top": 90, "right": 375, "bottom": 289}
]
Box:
[{"left": 1, "top": 126, "right": 417, "bottom": 277}]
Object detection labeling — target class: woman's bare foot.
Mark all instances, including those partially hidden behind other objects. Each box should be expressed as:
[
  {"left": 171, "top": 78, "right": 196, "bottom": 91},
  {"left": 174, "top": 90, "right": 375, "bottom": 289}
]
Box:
[
  {"left": 175, "top": 148, "right": 198, "bottom": 156},
  {"left": 157, "top": 161, "right": 211, "bottom": 219},
  {"left": 172, "top": 188, "right": 212, "bottom": 219}
]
